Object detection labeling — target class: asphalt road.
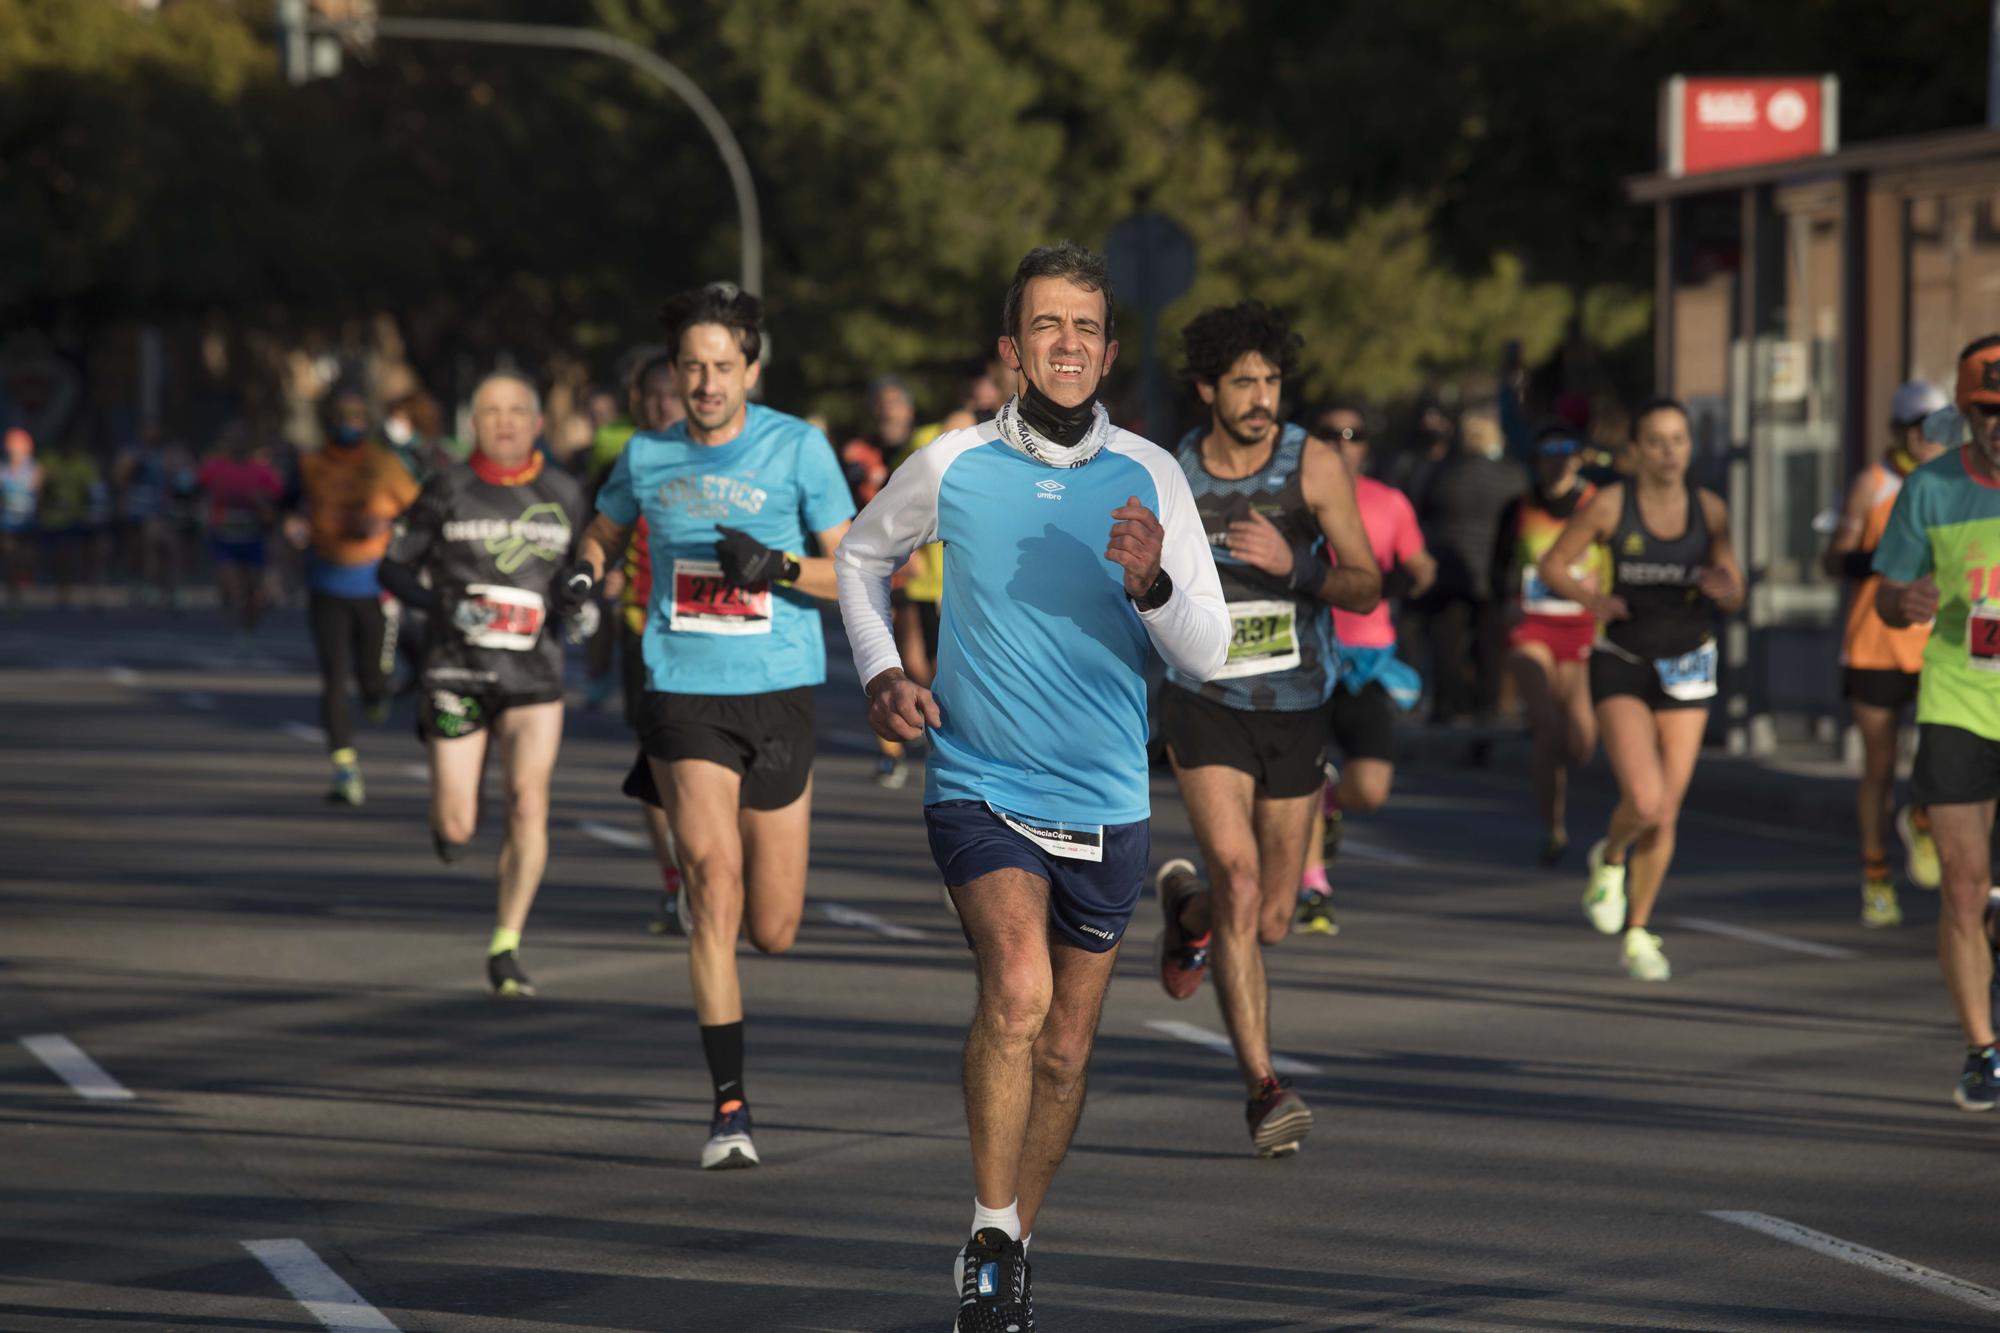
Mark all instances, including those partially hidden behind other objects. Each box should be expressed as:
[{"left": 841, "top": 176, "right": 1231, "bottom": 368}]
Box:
[{"left": 3, "top": 606, "right": 1997, "bottom": 1332}]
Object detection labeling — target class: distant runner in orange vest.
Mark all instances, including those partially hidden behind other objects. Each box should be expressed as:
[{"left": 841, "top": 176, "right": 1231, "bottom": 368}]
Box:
[{"left": 1822, "top": 380, "right": 1949, "bottom": 927}]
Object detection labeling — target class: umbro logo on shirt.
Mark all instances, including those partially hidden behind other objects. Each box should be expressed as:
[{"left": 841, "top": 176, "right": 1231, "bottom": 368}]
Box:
[{"left": 1035, "top": 480, "right": 1065, "bottom": 502}]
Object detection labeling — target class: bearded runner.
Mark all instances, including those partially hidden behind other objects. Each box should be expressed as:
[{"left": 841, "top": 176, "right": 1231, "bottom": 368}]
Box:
[
  {"left": 1145, "top": 302, "right": 1380, "bottom": 1160},
  {"left": 377, "top": 371, "right": 587, "bottom": 998}
]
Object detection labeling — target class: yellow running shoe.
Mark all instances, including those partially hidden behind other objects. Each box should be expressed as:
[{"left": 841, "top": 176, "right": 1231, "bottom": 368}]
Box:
[
  {"left": 1621, "top": 927, "right": 1671, "bottom": 981},
  {"left": 1897, "top": 807, "right": 1941, "bottom": 890},
  {"left": 1584, "top": 839, "right": 1627, "bottom": 935},
  {"left": 1861, "top": 874, "right": 1902, "bottom": 929}
]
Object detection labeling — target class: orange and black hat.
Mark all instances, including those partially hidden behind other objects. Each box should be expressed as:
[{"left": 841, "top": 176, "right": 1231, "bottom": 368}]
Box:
[{"left": 1956, "top": 335, "right": 2000, "bottom": 413}]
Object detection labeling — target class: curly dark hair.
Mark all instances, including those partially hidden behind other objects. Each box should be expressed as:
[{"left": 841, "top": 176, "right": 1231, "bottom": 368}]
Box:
[
  {"left": 660, "top": 282, "right": 764, "bottom": 364},
  {"left": 1179, "top": 301, "right": 1302, "bottom": 385},
  {"left": 1002, "top": 241, "right": 1116, "bottom": 342}
]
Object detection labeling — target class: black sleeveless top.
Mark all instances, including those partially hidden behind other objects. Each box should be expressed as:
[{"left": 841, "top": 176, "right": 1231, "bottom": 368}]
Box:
[{"left": 1605, "top": 482, "right": 1714, "bottom": 660}]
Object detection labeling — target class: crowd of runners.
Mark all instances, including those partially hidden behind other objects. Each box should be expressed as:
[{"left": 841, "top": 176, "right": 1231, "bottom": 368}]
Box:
[{"left": 24, "top": 242, "right": 2000, "bottom": 1332}]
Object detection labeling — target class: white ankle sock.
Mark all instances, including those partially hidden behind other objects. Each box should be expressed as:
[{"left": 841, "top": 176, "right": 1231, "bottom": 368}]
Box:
[{"left": 971, "top": 1197, "right": 1020, "bottom": 1241}]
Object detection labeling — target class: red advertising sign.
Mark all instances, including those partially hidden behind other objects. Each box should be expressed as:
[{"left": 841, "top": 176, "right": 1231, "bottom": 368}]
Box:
[{"left": 1662, "top": 76, "right": 1838, "bottom": 178}]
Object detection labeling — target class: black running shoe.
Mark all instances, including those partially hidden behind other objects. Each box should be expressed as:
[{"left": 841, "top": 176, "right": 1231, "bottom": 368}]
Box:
[
  {"left": 954, "top": 1227, "right": 1030, "bottom": 1333},
  {"left": 486, "top": 949, "right": 536, "bottom": 998}
]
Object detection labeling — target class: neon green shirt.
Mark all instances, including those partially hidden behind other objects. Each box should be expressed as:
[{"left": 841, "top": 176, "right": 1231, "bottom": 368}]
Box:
[{"left": 1874, "top": 446, "right": 2000, "bottom": 742}]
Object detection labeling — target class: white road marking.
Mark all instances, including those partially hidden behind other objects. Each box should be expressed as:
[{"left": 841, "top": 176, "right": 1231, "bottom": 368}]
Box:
[
  {"left": 402, "top": 763, "right": 429, "bottom": 781},
  {"left": 280, "top": 721, "right": 328, "bottom": 745},
  {"left": 106, "top": 666, "right": 141, "bottom": 687},
  {"left": 576, "top": 820, "right": 649, "bottom": 851},
  {"left": 817, "top": 901, "right": 926, "bottom": 942},
  {"left": 1671, "top": 916, "right": 1856, "bottom": 960},
  {"left": 1706, "top": 1210, "right": 2000, "bottom": 1316},
  {"left": 1339, "top": 840, "right": 1423, "bottom": 867},
  {"left": 180, "top": 691, "right": 219, "bottom": 711},
  {"left": 1145, "top": 1020, "right": 1320, "bottom": 1075},
  {"left": 241, "top": 1239, "right": 402, "bottom": 1332},
  {"left": 19, "top": 1034, "right": 135, "bottom": 1102}
]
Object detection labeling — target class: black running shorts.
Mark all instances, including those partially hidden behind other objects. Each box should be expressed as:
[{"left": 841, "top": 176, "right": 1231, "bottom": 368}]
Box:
[
  {"left": 1911, "top": 723, "right": 2000, "bottom": 808},
  {"left": 1328, "top": 682, "right": 1396, "bottom": 763},
  {"left": 1843, "top": 667, "right": 1921, "bottom": 712},
  {"left": 635, "top": 687, "right": 816, "bottom": 811},
  {"left": 1588, "top": 648, "right": 1712, "bottom": 712},
  {"left": 1158, "top": 681, "right": 1330, "bottom": 799},
  {"left": 418, "top": 684, "right": 563, "bottom": 741}
]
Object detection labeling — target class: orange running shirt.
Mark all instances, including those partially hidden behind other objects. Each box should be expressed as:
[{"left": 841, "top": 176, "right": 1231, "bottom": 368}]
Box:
[
  {"left": 297, "top": 441, "right": 421, "bottom": 568},
  {"left": 1842, "top": 461, "right": 1930, "bottom": 673}
]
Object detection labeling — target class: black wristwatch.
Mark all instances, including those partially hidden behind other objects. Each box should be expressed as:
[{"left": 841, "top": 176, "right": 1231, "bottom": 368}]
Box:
[{"left": 1130, "top": 568, "right": 1174, "bottom": 612}]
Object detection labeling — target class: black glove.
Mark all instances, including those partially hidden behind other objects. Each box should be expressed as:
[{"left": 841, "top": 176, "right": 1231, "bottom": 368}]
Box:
[
  {"left": 550, "top": 560, "right": 596, "bottom": 618},
  {"left": 716, "top": 525, "right": 798, "bottom": 589}
]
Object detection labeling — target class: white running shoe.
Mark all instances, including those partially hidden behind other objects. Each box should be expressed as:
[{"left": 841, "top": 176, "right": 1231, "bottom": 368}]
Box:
[
  {"left": 1621, "top": 928, "right": 1671, "bottom": 982},
  {"left": 1584, "top": 839, "right": 1627, "bottom": 935}
]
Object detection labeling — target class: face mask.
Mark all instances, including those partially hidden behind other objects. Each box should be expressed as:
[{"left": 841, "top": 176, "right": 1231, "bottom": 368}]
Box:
[
  {"left": 1016, "top": 373, "right": 1098, "bottom": 449},
  {"left": 332, "top": 424, "right": 366, "bottom": 447},
  {"left": 383, "top": 418, "right": 413, "bottom": 446}
]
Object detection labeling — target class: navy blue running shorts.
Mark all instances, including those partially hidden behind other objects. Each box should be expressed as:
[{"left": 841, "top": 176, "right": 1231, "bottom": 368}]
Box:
[{"left": 924, "top": 799, "right": 1149, "bottom": 954}]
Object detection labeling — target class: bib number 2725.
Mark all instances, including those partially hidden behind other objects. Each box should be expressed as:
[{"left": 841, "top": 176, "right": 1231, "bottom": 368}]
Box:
[{"left": 669, "top": 558, "right": 773, "bottom": 636}]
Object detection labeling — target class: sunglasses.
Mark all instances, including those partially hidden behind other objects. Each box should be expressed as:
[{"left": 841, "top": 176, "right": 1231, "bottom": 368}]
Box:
[
  {"left": 1971, "top": 402, "right": 2000, "bottom": 421},
  {"left": 1318, "top": 425, "right": 1368, "bottom": 443}
]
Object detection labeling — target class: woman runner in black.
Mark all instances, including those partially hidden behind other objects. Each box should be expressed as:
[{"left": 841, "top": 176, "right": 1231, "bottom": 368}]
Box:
[{"left": 1537, "top": 398, "right": 1744, "bottom": 981}]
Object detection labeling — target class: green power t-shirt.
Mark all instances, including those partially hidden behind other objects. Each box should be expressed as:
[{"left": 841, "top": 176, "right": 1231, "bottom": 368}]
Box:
[{"left": 1874, "top": 446, "right": 2000, "bottom": 742}]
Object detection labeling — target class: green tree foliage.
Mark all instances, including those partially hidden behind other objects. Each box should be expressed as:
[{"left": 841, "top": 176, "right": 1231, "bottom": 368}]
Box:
[{"left": 0, "top": 0, "right": 1989, "bottom": 421}]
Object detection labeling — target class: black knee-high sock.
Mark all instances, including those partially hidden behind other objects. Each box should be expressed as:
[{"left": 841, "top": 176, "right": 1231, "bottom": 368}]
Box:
[{"left": 700, "top": 1022, "right": 745, "bottom": 1110}]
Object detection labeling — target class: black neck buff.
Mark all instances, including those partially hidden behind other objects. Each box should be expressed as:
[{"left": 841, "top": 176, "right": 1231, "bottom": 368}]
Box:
[{"left": 1017, "top": 375, "right": 1098, "bottom": 448}]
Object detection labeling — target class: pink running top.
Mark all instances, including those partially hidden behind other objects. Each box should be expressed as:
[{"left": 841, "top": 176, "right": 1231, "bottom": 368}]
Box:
[{"left": 1331, "top": 475, "right": 1422, "bottom": 649}]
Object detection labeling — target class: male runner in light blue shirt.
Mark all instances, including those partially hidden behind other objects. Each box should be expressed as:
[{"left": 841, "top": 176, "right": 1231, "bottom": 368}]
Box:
[{"left": 837, "top": 242, "right": 1227, "bottom": 1333}]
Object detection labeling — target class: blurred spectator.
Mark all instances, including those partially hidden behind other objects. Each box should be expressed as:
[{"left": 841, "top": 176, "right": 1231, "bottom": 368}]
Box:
[
  {"left": 385, "top": 391, "right": 456, "bottom": 474},
  {"left": 199, "top": 420, "right": 284, "bottom": 642},
  {"left": 37, "top": 436, "right": 105, "bottom": 610},
  {"left": 841, "top": 376, "right": 915, "bottom": 507},
  {"left": 1386, "top": 404, "right": 1455, "bottom": 508},
  {"left": 2, "top": 427, "right": 41, "bottom": 607},
  {"left": 115, "top": 422, "right": 180, "bottom": 607},
  {"left": 1419, "top": 404, "right": 1526, "bottom": 724}
]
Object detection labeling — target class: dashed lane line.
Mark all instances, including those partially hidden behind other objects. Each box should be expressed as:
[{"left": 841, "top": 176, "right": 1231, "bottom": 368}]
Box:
[
  {"left": 19, "top": 1034, "right": 134, "bottom": 1102},
  {"left": 1706, "top": 1210, "right": 2000, "bottom": 1317},
  {"left": 241, "top": 1239, "right": 402, "bottom": 1332},
  {"left": 1671, "top": 916, "right": 1857, "bottom": 961},
  {"left": 1145, "top": 1019, "right": 1320, "bottom": 1076},
  {"left": 818, "top": 901, "right": 927, "bottom": 942}
]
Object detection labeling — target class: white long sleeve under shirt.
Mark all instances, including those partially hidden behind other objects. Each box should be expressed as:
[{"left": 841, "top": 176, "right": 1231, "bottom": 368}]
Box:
[{"left": 835, "top": 418, "right": 1226, "bottom": 825}]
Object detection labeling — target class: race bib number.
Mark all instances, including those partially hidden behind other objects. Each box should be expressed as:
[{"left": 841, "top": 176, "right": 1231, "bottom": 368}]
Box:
[
  {"left": 453, "top": 584, "right": 544, "bottom": 651},
  {"left": 1654, "top": 639, "right": 1718, "bottom": 701},
  {"left": 1213, "top": 599, "right": 1301, "bottom": 680},
  {"left": 1970, "top": 605, "right": 2000, "bottom": 673},
  {"left": 669, "top": 558, "right": 773, "bottom": 636},
  {"left": 1521, "top": 564, "right": 1585, "bottom": 617},
  {"left": 989, "top": 806, "right": 1104, "bottom": 863}
]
